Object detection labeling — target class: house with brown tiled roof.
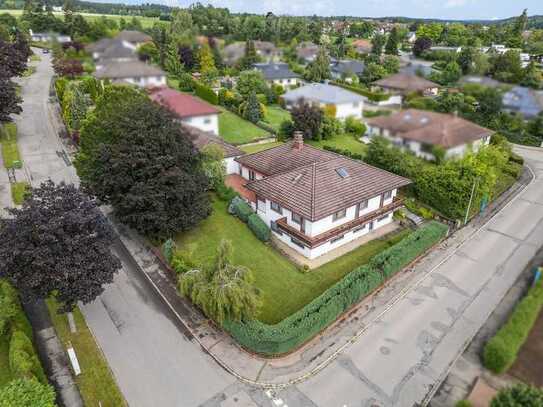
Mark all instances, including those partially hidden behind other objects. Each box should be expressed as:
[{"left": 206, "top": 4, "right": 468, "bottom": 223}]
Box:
[
  {"left": 230, "top": 132, "right": 411, "bottom": 260},
  {"left": 148, "top": 87, "right": 221, "bottom": 135},
  {"left": 366, "top": 109, "right": 493, "bottom": 160},
  {"left": 371, "top": 73, "right": 441, "bottom": 105}
]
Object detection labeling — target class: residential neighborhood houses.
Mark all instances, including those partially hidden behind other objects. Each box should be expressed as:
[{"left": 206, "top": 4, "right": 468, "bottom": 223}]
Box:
[{"left": 2, "top": 3, "right": 543, "bottom": 407}]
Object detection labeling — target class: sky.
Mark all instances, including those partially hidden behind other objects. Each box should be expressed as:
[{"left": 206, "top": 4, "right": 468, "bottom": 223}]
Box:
[{"left": 145, "top": 0, "right": 543, "bottom": 20}]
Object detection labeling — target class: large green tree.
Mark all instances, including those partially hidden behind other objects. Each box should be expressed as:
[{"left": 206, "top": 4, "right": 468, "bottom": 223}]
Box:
[
  {"left": 385, "top": 27, "right": 400, "bottom": 55},
  {"left": 491, "top": 384, "right": 543, "bottom": 407},
  {"left": 76, "top": 86, "right": 211, "bottom": 240},
  {"left": 305, "top": 46, "right": 330, "bottom": 82}
]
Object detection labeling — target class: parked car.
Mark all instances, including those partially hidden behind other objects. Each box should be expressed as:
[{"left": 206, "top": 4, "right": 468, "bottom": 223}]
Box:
[{"left": 42, "top": 49, "right": 50, "bottom": 54}]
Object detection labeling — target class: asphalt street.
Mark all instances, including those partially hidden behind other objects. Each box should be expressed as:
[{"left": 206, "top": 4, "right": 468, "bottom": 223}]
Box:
[{"left": 16, "top": 51, "right": 543, "bottom": 407}]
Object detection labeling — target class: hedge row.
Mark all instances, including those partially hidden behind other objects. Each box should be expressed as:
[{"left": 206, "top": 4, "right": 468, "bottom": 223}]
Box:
[
  {"left": 194, "top": 81, "right": 218, "bottom": 105},
  {"left": 248, "top": 214, "right": 270, "bottom": 242},
  {"left": 225, "top": 221, "right": 448, "bottom": 355},
  {"left": 228, "top": 197, "right": 271, "bottom": 242},
  {"left": 483, "top": 279, "right": 543, "bottom": 374},
  {"left": 9, "top": 330, "right": 47, "bottom": 383},
  {"left": 323, "top": 145, "right": 364, "bottom": 160},
  {"left": 330, "top": 81, "right": 391, "bottom": 102}
]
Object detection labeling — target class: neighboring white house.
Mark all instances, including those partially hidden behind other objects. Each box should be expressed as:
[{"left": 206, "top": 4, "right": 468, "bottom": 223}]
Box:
[
  {"left": 330, "top": 59, "right": 365, "bottom": 81},
  {"left": 182, "top": 124, "right": 244, "bottom": 175},
  {"left": 282, "top": 82, "right": 365, "bottom": 120},
  {"left": 228, "top": 133, "right": 411, "bottom": 260},
  {"left": 29, "top": 29, "right": 71, "bottom": 43},
  {"left": 148, "top": 86, "right": 221, "bottom": 135},
  {"left": 93, "top": 60, "right": 166, "bottom": 88},
  {"left": 366, "top": 109, "right": 493, "bottom": 160},
  {"left": 253, "top": 63, "right": 302, "bottom": 88}
]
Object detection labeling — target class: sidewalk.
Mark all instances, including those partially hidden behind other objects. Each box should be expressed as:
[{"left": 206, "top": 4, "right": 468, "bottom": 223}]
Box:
[{"left": 108, "top": 160, "right": 534, "bottom": 388}]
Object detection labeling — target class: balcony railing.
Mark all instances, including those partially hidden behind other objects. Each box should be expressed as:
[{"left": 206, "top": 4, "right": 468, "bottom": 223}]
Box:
[{"left": 276, "top": 198, "right": 404, "bottom": 248}]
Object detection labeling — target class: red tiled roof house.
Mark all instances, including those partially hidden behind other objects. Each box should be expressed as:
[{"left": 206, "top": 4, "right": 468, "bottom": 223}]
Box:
[
  {"left": 234, "top": 132, "right": 411, "bottom": 260},
  {"left": 148, "top": 87, "right": 221, "bottom": 136}
]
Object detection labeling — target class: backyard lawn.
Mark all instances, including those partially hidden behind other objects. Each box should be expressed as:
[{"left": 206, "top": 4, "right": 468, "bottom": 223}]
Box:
[
  {"left": 0, "top": 335, "right": 10, "bottom": 388},
  {"left": 260, "top": 105, "right": 291, "bottom": 131},
  {"left": 47, "top": 299, "right": 126, "bottom": 407},
  {"left": 218, "top": 107, "right": 271, "bottom": 145},
  {"left": 175, "top": 197, "right": 410, "bottom": 324},
  {"left": 307, "top": 132, "right": 368, "bottom": 157},
  {"left": 241, "top": 141, "right": 284, "bottom": 154}
]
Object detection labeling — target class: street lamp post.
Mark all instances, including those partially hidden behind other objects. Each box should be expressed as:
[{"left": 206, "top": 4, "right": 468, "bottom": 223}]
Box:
[{"left": 464, "top": 177, "right": 479, "bottom": 225}]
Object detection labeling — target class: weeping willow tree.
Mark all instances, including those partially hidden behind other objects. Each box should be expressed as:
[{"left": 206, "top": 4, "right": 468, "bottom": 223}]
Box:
[{"left": 180, "top": 240, "right": 260, "bottom": 325}]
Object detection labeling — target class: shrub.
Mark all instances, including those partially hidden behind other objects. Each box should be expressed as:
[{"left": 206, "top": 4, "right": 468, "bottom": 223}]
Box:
[
  {"left": 323, "top": 104, "right": 337, "bottom": 118},
  {"left": 247, "top": 214, "right": 270, "bottom": 242},
  {"left": 256, "top": 93, "right": 268, "bottom": 106},
  {"left": 455, "top": 401, "right": 472, "bottom": 407},
  {"left": 331, "top": 81, "right": 390, "bottom": 102},
  {"left": 178, "top": 72, "right": 195, "bottom": 92},
  {"left": 171, "top": 253, "right": 197, "bottom": 274},
  {"left": 491, "top": 384, "right": 543, "bottom": 407},
  {"left": 0, "top": 378, "right": 56, "bottom": 407},
  {"left": 323, "top": 144, "right": 363, "bottom": 160},
  {"left": 0, "top": 280, "right": 18, "bottom": 336},
  {"left": 224, "top": 221, "right": 448, "bottom": 355},
  {"left": 508, "top": 152, "right": 524, "bottom": 165},
  {"left": 161, "top": 238, "right": 176, "bottom": 264},
  {"left": 228, "top": 197, "right": 253, "bottom": 222},
  {"left": 344, "top": 117, "right": 367, "bottom": 135},
  {"left": 9, "top": 330, "right": 46, "bottom": 383},
  {"left": 194, "top": 81, "right": 218, "bottom": 105},
  {"left": 216, "top": 183, "right": 238, "bottom": 202},
  {"left": 483, "top": 280, "right": 543, "bottom": 374}
]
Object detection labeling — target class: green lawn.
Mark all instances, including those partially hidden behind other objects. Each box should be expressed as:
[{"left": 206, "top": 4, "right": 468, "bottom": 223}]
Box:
[
  {"left": 175, "top": 197, "right": 410, "bottom": 324},
  {"left": 47, "top": 300, "right": 126, "bottom": 407},
  {"left": 3, "top": 9, "right": 162, "bottom": 28},
  {"left": 260, "top": 105, "right": 291, "bottom": 131},
  {"left": 218, "top": 107, "right": 271, "bottom": 145},
  {"left": 240, "top": 141, "right": 284, "bottom": 154},
  {"left": 1, "top": 123, "right": 22, "bottom": 169},
  {"left": 11, "top": 182, "right": 29, "bottom": 205},
  {"left": 307, "top": 132, "right": 368, "bottom": 157}
]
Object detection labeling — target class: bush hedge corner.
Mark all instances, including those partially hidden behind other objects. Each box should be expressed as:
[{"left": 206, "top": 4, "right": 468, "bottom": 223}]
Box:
[
  {"left": 225, "top": 221, "right": 448, "bottom": 355},
  {"left": 229, "top": 197, "right": 253, "bottom": 223}
]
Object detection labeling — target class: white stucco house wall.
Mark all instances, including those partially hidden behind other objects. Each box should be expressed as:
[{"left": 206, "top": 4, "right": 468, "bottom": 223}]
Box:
[
  {"left": 94, "top": 60, "right": 166, "bottom": 89},
  {"left": 229, "top": 133, "right": 411, "bottom": 261},
  {"left": 282, "top": 82, "right": 365, "bottom": 120}
]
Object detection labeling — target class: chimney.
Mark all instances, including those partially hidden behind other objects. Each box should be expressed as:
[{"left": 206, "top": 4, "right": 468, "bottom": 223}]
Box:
[{"left": 293, "top": 131, "right": 304, "bottom": 150}]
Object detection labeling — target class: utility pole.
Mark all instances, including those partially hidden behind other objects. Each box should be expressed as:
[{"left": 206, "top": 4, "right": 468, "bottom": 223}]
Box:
[{"left": 464, "top": 177, "right": 479, "bottom": 225}]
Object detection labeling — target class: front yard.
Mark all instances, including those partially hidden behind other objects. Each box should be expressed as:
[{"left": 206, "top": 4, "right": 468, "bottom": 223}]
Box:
[
  {"left": 175, "top": 197, "right": 410, "bottom": 324},
  {"left": 218, "top": 107, "right": 271, "bottom": 145},
  {"left": 260, "top": 105, "right": 291, "bottom": 131}
]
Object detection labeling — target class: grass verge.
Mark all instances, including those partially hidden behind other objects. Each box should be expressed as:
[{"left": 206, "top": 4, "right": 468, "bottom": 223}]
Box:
[
  {"left": 46, "top": 299, "right": 126, "bottom": 407},
  {"left": 175, "top": 197, "right": 410, "bottom": 324},
  {"left": 1, "top": 123, "right": 22, "bottom": 169},
  {"left": 11, "top": 182, "right": 29, "bottom": 205},
  {"left": 307, "top": 132, "right": 367, "bottom": 157}
]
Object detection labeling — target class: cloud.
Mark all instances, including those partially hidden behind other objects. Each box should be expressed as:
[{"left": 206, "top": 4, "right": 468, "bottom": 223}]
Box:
[{"left": 444, "top": 0, "right": 468, "bottom": 8}]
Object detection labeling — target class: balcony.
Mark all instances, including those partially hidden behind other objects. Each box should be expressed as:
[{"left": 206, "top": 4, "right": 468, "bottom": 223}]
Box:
[{"left": 276, "top": 198, "right": 404, "bottom": 248}]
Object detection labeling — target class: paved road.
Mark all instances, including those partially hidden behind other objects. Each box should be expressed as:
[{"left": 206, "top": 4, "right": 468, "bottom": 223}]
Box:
[
  {"left": 14, "top": 51, "right": 236, "bottom": 406},
  {"left": 256, "top": 146, "right": 543, "bottom": 407},
  {"left": 16, "top": 51, "right": 543, "bottom": 406}
]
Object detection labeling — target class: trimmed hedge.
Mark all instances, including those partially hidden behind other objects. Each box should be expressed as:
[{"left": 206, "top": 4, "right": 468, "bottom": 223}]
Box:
[
  {"left": 194, "top": 81, "right": 218, "bottom": 105},
  {"left": 323, "top": 144, "right": 364, "bottom": 160},
  {"left": 331, "top": 81, "right": 391, "bottom": 102},
  {"left": 248, "top": 214, "right": 270, "bottom": 242},
  {"left": 9, "top": 330, "right": 47, "bottom": 383},
  {"left": 483, "top": 280, "right": 543, "bottom": 374},
  {"left": 228, "top": 197, "right": 253, "bottom": 223},
  {"left": 225, "top": 221, "right": 448, "bottom": 355}
]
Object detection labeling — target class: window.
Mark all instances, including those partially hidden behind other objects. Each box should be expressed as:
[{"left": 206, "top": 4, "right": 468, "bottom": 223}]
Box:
[
  {"left": 291, "top": 237, "right": 305, "bottom": 248},
  {"left": 353, "top": 224, "right": 367, "bottom": 234},
  {"left": 353, "top": 102, "right": 360, "bottom": 108},
  {"left": 271, "top": 221, "right": 282, "bottom": 235},
  {"left": 271, "top": 201, "right": 282, "bottom": 214},
  {"left": 239, "top": 165, "right": 242, "bottom": 176},
  {"left": 203, "top": 118, "right": 212, "bottom": 124},
  {"left": 330, "top": 234, "right": 345, "bottom": 244},
  {"left": 332, "top": 209, "right": 347, "bottom": 221},
  {"left": 383, "top": 191, "right": 392, "bottom": 200},
  {"left": 377, "top": 215, "right": 389, "bottom": 222},
  {"left": 292, "top": 213, "right": 302, "bottom": 224},
  {"left": 249, "top": 170, "right": 256, "bottom": 181},
  {"left": 360, "top": 200, "right": 368, "bottom": 210}
]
